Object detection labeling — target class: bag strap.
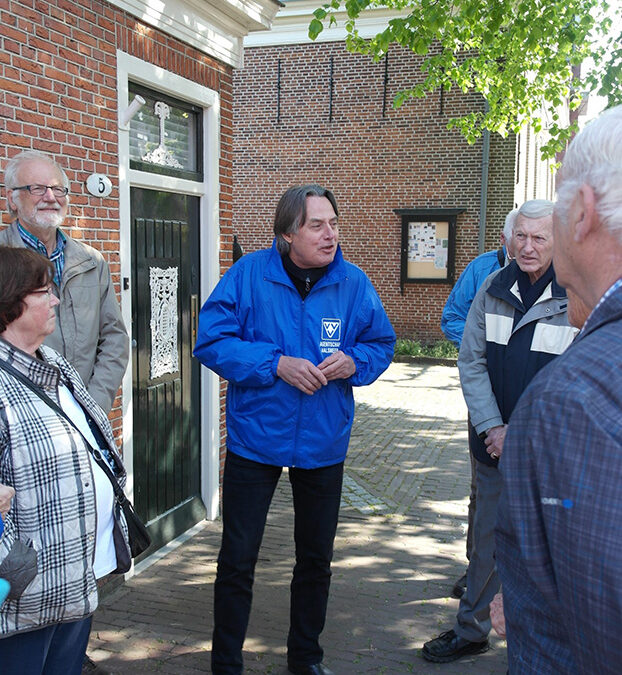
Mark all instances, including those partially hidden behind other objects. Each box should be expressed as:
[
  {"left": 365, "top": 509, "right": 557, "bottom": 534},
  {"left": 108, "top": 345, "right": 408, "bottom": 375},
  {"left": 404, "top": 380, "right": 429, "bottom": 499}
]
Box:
[{"left": 0, "top": 358, "right": 128, "bottom": 505}]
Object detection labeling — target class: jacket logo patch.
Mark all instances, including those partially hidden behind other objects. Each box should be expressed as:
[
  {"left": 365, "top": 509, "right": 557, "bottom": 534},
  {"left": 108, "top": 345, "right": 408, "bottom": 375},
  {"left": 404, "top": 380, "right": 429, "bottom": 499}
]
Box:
[{"left": 322, "top": 318, "right": 341, "bottom": 341}]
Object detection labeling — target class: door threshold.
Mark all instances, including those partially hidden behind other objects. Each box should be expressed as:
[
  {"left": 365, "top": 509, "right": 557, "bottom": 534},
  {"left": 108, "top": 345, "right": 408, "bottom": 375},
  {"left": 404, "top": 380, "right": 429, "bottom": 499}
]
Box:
[{"left": 128, "top": 519, "right": 209, "bottom": 578}]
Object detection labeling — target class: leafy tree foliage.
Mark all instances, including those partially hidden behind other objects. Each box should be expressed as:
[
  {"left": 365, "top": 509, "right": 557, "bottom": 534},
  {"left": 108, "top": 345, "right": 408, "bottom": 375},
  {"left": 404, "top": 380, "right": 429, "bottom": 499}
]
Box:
[{"left": 309, "top": 0, "right": 621, "bottom": 157}]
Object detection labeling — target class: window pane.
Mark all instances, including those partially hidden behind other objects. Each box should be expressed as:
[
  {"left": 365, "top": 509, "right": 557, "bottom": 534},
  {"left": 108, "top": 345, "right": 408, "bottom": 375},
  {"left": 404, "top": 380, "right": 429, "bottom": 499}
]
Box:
[{"left": 128, "top": 84, "right": 200, "bottom": 174}]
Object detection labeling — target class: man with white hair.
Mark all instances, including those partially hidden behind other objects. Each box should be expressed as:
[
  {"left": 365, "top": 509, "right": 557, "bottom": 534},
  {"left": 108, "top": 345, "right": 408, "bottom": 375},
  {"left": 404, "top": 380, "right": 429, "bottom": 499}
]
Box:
[
  {"left": 423, "top": 199, "right": 577, "bottom": 663},
  {"left": 0, "top": 151, "right": 128, "bottom": 413},
  {"left": 496, "top": 105, "right": 622, "bottom": 673},
  {"left": 441, "top": 209, "right": 517, "bottom": 599}
]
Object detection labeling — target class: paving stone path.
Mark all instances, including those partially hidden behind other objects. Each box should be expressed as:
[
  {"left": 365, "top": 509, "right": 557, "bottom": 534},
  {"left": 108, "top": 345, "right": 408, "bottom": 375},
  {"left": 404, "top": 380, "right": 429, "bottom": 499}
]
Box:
[{"left": 90, "top": 362, "right": 508, "bottom": 674}]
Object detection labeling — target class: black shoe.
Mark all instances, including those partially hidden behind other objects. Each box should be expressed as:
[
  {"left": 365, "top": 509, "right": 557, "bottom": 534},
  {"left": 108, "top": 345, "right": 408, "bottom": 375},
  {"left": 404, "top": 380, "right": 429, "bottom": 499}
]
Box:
[
  {"left": 82, "top": 654, "right": 110, "bottom": 674},
  {"left": 451, "top": 572, "right": 467, "bottom": 598},
  {"left": 422, "top": 630, "right": 489, "bottom": 663},
  {"left": 287, "top": 663, "right": 335, "bottom": 675}
]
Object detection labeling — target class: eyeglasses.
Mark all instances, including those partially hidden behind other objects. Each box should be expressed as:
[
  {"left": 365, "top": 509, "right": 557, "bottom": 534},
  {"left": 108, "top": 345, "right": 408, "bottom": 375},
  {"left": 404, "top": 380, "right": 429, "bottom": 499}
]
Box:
[
  {"left": 30, "top": 286, "right": 55, "bottom": 298},
  {"left": 11, "top": 184, "right": 69, "bottom": 197}
]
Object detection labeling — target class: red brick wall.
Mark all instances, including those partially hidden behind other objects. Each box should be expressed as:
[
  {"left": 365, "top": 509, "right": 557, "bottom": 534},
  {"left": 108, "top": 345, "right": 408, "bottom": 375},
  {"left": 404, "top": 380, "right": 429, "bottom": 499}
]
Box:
[
  {"left": 485, "top": 132, "right": 518, "bottom": 251},
  {"left": 0, "top": 0, "right": 233, "bottom": 437},
  {"left": 233, "top": 42, "right": 516, "bottom": 341}
]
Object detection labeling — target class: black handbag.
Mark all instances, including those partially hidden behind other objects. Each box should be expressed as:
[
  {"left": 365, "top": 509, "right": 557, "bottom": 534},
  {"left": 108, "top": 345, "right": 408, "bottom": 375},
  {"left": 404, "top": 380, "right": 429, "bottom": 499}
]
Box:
[
  {"left": 116, "top": 490, "right": 151, "bottom": 558},
  {"left": 0, "top": 358, "right": 151, "bottom": 563}
]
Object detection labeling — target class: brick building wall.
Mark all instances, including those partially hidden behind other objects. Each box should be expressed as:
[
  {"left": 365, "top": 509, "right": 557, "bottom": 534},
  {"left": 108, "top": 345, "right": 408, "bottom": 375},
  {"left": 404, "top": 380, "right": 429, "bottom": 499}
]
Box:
[
  {"left": 0, "top": 0, "right": 234, "bottom": 438},
  {"left": 485, "top": 132, "right": 518, "bottom": 251},
  {"left": 233, "top": 42, "right": 516, "bottom": 341}
]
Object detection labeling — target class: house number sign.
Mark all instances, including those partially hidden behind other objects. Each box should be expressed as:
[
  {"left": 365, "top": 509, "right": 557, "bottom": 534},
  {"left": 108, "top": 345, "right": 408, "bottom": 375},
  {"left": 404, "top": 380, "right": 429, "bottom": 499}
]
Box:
[{"left": 86, "top": 174, "right": 113, "bottom": 198}]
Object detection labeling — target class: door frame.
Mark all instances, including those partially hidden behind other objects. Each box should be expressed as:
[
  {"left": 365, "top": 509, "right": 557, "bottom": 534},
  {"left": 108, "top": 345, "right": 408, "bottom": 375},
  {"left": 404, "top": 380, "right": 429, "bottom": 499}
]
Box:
[{"left": 116, "top": 52, "right": 221, "bottom": 545}]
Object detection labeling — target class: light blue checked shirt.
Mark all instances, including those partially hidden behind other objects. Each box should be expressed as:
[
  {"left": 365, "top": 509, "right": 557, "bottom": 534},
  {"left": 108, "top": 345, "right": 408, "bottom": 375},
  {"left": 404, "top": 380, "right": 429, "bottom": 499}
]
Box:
[{"left": 17, "top": 222, "right": 66, "bottom": 287}]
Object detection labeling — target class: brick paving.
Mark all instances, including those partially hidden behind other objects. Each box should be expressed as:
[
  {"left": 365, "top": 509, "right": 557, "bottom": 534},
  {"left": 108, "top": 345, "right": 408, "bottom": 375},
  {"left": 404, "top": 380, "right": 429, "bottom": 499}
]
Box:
[{"left": 89, "top": 362, "right": 508, "bottom": 674}]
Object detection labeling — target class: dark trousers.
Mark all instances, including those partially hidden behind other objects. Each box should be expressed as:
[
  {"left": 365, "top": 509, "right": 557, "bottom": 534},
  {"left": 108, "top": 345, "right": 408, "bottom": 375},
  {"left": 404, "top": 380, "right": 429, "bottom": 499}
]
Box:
[
  {"left": 211, "top": 451, "right": 344, "bottom": 675},
  {"left": 466, "top": 417, "right": 478, "bottom": 561},
  {"left": 0, "top": 616, "right": 92, "bottom": 675},
  {"left": 454, "top": 461, "right": 503, "bottom": 641}
]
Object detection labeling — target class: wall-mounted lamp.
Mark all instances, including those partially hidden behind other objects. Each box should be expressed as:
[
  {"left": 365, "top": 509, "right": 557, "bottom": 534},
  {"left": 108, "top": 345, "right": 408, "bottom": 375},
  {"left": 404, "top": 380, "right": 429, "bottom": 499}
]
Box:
[{"left": 120, "top": 95, "right": 146, "bottom": 128}]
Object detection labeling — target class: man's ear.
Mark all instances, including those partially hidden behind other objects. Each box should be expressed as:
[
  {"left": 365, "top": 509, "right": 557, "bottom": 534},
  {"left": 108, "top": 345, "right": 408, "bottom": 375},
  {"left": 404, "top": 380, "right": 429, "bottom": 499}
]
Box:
[
  {"left": 282, "top": 232, "right": 292, "bottom": 244},
  {"left": 574, "top": 184, "right": 598, "bottom": 243},
  {"left": 6, "top": 189, "right": 18, "bottom": 214}
]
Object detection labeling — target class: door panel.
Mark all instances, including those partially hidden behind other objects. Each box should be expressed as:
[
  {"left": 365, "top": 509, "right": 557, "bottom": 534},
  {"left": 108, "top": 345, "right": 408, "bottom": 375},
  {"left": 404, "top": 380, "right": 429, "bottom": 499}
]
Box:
[{"left": 130, "top": 188, "right": 204, "bottom": 557}]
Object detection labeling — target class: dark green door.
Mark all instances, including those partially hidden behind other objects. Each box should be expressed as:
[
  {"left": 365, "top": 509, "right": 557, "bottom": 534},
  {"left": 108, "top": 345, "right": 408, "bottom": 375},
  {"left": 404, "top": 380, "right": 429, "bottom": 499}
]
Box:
[{"left": 130, "top": 188, "right": 204, "bottom": 558}]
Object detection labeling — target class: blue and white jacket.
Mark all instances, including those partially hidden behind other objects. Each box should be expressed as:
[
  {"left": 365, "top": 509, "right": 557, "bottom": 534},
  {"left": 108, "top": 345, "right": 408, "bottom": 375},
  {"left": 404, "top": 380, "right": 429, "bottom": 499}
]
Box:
[
  {"left": 458, "top": 261, "right": 578, "bottom": 465},
  {"left": 193, "top": 241, "right": 396, "bottom": 468}
]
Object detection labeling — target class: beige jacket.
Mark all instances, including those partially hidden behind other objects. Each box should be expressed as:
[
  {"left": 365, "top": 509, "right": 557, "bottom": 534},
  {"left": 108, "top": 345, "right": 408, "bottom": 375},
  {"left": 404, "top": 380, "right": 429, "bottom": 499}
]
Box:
[{"left": 0, "top": 222, "right": 129, "bottom": 412}]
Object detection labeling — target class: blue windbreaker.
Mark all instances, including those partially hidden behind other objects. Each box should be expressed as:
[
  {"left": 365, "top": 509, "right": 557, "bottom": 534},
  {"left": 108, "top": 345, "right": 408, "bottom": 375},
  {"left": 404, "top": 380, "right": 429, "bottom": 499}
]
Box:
[
  {"left": 193, "top": 241, "right": 396, "bottom": 468},
  {"left": 441, "top": 248, "right": 505, "bottom": 347}
]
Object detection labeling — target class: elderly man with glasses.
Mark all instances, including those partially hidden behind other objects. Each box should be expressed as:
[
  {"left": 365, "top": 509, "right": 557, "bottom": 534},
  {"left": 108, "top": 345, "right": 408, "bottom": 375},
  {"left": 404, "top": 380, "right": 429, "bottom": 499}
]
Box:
[{"left": 0, "top": 150, "right": 128, "bottom": 416}]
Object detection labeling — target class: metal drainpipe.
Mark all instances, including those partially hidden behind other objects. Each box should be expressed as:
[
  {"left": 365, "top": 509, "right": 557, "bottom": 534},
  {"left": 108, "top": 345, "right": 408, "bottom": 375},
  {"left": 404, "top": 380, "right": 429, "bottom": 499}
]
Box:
[{"left": 478, "top": 102, "right": 491, "bottom": 254}]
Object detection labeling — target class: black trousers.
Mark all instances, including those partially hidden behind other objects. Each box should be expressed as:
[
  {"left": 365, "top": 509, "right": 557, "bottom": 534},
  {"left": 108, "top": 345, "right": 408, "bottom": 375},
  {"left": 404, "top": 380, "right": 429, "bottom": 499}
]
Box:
[{"left": 211, "top": 451, "right": 344, "bottom": 674}]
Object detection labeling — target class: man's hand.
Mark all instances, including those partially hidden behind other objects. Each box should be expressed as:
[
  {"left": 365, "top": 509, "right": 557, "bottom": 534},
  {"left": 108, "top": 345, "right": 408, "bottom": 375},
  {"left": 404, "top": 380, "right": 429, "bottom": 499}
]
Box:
[
  {"left": 484, "top": 424, "right": 507, "bottom": 460},
  {"left": 277, "top": 356, "right": 328, "bottom": 395},
  {"left": 0, "top": 484, "right": 15, "bottom": 519},
  {"left": 490, "top": 592, "right": 506, "bottom": 638},
  {"left": 317, "top": 351, "right": 356, "bottom": 381}
]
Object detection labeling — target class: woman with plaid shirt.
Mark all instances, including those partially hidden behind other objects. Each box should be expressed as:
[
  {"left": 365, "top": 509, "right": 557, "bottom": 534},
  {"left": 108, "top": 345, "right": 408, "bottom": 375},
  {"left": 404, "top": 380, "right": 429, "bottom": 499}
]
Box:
[{"left": 0, "top": 247, "right": 130, "bottom": 674}]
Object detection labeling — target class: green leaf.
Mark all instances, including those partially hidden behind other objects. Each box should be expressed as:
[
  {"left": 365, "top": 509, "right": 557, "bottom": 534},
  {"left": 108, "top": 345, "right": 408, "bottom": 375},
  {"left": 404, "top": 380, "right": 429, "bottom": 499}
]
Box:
[
  {"left": 345, "top": 0, "right": 361, "bottom": 19},
  {"left": 309, "top": 18, "right": 324, "bottom": 40}
]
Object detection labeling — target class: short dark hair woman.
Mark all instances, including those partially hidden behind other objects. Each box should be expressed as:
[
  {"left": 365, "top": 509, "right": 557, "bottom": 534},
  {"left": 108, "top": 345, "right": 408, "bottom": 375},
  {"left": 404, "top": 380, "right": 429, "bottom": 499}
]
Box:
[{"left": 0, "top": 246, "right": 131, "bottom": 674}]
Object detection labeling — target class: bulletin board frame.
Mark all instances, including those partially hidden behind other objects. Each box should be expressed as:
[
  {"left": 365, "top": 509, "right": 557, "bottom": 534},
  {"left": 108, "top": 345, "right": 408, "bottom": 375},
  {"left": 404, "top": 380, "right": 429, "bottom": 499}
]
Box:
[{"left": 394, "top": 208, "right": 465, "bottom": 292}]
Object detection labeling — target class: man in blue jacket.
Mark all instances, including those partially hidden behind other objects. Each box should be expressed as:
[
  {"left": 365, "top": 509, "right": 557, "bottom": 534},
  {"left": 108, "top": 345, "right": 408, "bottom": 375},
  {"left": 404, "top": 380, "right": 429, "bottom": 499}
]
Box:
[
  {"left": 441, "top": 210, "right": 516, "bottom": 348},
  {"left": 194, "top": 185, "right": 395, "bottom": 675},
  {"left": 440, "top": 209, "right": 516, "bottom": 599}
]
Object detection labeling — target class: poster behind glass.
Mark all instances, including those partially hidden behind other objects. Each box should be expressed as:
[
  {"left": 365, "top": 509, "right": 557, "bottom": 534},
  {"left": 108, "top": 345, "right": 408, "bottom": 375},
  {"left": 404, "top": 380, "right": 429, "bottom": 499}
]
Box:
[{"left": 407, "top": 221, "right": 449, "bottom": 279}]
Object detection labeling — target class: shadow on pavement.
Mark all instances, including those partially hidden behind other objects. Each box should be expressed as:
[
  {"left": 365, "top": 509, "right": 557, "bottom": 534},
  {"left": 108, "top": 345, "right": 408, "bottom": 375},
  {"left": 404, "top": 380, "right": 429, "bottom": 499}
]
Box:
[{"left": 90, "top": 363, "right": 508, "bottom": 674}]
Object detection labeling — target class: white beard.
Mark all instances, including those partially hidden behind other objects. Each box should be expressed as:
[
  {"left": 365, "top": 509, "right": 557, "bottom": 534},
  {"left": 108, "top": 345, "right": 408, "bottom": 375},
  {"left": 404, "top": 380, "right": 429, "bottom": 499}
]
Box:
[{"left": 31, "top": 209, "right": 65, "bottom": 230}]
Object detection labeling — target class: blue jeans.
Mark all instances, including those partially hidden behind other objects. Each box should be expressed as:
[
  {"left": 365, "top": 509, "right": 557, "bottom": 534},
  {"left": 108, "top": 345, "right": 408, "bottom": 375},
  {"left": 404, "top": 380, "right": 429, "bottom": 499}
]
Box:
[
  {"left": 0, "top": 616, "right": 92, "bottom": 675},
  {"left": 211, "top": 451, "right": 344, "bottom": 674}
]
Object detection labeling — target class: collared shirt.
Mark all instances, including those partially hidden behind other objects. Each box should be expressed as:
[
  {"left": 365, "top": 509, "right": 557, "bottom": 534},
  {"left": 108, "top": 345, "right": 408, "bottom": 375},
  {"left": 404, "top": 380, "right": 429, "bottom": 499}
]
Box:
[
  {"left": 582, "top": 277, "right": 622, "bottom": 332},
  {"left": 17, "top": 222, "right": 66, "bottom": 287}
]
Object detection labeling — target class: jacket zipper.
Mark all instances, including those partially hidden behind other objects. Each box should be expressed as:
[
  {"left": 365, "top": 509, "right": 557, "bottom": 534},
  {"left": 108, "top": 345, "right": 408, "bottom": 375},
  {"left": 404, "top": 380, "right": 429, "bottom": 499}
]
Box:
[{"left": 290, "top": 295, "right": 307, "bottom": 468}]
